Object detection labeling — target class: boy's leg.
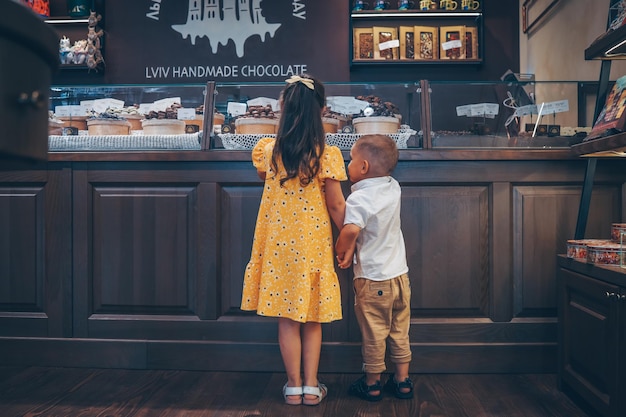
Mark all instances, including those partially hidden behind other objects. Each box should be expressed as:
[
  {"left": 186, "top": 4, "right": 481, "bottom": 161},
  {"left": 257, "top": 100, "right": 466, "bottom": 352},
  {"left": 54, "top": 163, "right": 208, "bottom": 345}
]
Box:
[
  {"left": 388, "top": 274, "right": 412, "bottom": 367},
  {"left": 386, "top": 274, "right": 413, "bottom": 396},
  {"left": 392, "top": 362, "right": 411, "bottom": 392},
  {"left": 351, "top": 278, "right": 394, "bottom": 400},
  {"left": 364, "top": 372, "right": 382, "bottom": 388}
]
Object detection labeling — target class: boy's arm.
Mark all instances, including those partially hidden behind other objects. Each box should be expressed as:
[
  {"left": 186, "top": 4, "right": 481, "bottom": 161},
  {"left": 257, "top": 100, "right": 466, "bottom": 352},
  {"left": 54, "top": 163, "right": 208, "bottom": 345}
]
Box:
[
  {"left": 324, "top": 179, "right": 346, "bottom": 229},
  {"left": 335, "top": 224, "right": 361, "bottom": 269}
]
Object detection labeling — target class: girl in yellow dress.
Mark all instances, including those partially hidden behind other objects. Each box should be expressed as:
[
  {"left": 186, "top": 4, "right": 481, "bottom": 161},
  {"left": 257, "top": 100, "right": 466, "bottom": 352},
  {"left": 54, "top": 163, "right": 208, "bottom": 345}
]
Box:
[{"left": 241, "top": 74, "right": 347, "bottom": 406}]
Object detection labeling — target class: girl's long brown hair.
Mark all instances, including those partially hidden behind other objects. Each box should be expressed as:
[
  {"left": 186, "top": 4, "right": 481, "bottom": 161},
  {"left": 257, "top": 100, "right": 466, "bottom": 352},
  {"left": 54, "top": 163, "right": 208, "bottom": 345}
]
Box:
[{"left": 271, "top": 74, "right": 326, "bottom": 187}]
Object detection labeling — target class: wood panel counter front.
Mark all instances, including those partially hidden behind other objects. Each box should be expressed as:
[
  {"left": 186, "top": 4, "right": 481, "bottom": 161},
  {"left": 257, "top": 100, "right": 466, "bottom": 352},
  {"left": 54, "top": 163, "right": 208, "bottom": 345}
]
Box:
[{"left": 1, "top": 149, "right": 625, "bottom": 374}]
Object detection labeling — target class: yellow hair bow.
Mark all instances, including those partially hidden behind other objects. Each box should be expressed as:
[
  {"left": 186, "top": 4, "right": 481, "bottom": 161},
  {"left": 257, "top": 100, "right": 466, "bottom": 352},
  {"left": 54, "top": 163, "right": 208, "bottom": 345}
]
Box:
[{"left": 285, "top": 75, "right": 314, "bottom": 90}]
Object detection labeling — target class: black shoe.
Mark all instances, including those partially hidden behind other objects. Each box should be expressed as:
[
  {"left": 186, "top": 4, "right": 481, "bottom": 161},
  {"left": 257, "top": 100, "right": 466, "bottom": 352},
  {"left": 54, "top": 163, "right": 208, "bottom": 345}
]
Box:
[
  {"left": 349, "top": 375, "right": 383, "bottom": 402},
  {"left": 384, "top": 374, "right": 413, "bottom": 399}
]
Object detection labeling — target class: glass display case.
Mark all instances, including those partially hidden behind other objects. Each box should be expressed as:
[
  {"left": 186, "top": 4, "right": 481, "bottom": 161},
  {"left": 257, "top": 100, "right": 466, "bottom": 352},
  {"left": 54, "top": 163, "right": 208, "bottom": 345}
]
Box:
[
  {"left": 47, "top": 80, "right": 592, "bottom": 151},
  {"left": 212, "top": 81, "right": 423, "bottom": 150},
  {"left": 48, "top": 82, "right": 423, "bottom": 151},
  {"left": 427, "top": 80, "right": 589, "bottom": 149}
]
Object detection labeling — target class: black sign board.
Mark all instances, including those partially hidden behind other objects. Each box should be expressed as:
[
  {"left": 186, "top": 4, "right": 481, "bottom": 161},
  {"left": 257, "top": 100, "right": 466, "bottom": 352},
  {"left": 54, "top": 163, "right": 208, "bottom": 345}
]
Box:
[{"left": 104, "top": 0, "right": 348, "bottom": 84}]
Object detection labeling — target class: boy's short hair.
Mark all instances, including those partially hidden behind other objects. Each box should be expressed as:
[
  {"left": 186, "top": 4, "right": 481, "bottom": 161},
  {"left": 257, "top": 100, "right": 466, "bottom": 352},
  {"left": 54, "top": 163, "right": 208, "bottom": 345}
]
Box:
[{"left": 353, "top": 134, "right": 399, "bottom": 175}]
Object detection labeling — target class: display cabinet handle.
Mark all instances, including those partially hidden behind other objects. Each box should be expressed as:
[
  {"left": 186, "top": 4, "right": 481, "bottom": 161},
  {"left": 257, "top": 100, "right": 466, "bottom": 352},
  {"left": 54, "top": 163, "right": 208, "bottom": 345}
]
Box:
[
  {"left": 17, "top": 91, "right": 46, "bottom": 108},
  {"left": 605, "top": 291, "right": 617, "bottom": 299}
]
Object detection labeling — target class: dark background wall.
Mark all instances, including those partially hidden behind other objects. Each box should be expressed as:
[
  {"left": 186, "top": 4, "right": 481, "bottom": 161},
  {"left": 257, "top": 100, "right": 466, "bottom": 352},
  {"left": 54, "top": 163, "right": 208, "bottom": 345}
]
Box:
[{"left": 48, "top": 0, "right": 519, "bottom": 85}]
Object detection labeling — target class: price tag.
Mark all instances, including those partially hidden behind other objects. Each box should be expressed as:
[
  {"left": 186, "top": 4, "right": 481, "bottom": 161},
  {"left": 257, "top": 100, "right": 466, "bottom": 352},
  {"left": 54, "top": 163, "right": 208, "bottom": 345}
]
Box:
[
  {"left": 55, "top": 105, "right": 86, "bottom": 117},
  {"left": 457, "top": 103, "right": 500, "bottom": 118},
  {"left": 92, "top": 98, "right": 125, "bottom": 113},
  {"left": 152, "top": 97, "right": 181, "bottom": 112},
  {"left": 327, "top": 96, "right": 370, "bottom": 115},
  {"left": 80, "top": 100, "right": 94, "bottom": 111},
  {"left": 379, "top": 39, "right": 400, "bottom": 51},
  {"left": 247, "top": 97, "right": 279, "bottom": 111},
  {"left": 138, "top": 103, "right": 152, "bottom": 115},
  {"left": 177, "top": 108, "right": 196, "bottom": 120},
  {"left": 469, "top": 103, "right": 499, "bottom": 117},
  {"left": 541, "top": 100, "right": 569, "bottom": 114},
  {"left": 227, "top": 102, "right": 248, "bottom": 117},
  {"left": 456, "top": 104, "right": 471, "bottom": 117},
  {"left": 512, "top": 104, "right": 538, "bottom": 117},
  {"left": 442, "top": 39, "right": 462, "bottom": 51}
]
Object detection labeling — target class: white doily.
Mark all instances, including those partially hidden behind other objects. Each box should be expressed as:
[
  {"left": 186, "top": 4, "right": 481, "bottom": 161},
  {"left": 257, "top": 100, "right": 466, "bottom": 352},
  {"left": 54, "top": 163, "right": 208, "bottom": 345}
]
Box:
[
  {"left": 220, "top": 128, "right": 416, "bottom": 151},
  {"left": 220, "top": 134, "right": 275, "bottom": 150},
  {"left": 326, "top": 131, "right": 413, "bottom": 150},
  {"left": 49, "top": 134, "right": 201, "bottom": 151}
]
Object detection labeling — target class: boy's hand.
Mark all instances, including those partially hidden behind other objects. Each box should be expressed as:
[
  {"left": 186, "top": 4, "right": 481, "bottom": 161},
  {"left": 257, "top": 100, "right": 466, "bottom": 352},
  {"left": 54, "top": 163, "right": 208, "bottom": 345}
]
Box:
[
  {"left": 336, "top": 249, "right": 353, "bottom": 269},
  {"left": 335, "top": 223, "right": 360, "bottom": 270}
]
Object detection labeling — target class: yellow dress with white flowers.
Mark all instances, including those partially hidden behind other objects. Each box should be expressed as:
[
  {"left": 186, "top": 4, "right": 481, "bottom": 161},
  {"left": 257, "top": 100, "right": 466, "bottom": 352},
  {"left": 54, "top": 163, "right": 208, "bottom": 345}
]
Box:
[{"left": 241, "top": 137, "right": 347, "bottom": 323}]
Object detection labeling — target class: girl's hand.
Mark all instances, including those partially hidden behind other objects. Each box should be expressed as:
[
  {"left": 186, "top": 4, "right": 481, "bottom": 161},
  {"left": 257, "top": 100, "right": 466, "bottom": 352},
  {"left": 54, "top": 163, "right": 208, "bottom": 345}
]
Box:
[
  {"left": 336, "top": 252, "right": 353, "bottom": 269},
  {"left": 335, "top": 224, "right": 359, "bottom": 269}
]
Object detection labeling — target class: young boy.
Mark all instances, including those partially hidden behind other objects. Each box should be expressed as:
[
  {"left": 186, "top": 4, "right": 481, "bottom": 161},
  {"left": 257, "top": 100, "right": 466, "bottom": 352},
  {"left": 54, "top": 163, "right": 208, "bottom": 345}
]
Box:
[{"left": 335, "top": 134, "right": 413, "bottom": 402}]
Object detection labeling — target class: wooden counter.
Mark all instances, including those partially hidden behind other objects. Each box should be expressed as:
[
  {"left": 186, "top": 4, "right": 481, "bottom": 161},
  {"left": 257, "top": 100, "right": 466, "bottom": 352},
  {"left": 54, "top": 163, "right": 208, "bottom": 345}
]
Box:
[
  {"left": 558, "top": 256, "right": 626, "bottom": 417},
  {"left": 1, "top": 149, "right": 625, "bottom": 373}
]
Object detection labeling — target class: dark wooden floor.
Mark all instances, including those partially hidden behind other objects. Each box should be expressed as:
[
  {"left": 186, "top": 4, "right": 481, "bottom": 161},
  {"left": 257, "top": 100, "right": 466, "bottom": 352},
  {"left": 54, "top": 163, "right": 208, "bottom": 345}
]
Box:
[{"left": 0, "top": 367, "right": 593, "bottom": 417}]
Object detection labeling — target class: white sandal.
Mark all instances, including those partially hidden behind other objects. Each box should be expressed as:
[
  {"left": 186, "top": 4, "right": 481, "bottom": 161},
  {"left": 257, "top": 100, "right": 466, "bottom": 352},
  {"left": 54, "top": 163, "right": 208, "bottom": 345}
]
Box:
[
  {"left": 282, "top": 383, "right": 303, "bottom": 405},
  {"left": 302, "top": 383, "right": 327, "bottom": 406}
]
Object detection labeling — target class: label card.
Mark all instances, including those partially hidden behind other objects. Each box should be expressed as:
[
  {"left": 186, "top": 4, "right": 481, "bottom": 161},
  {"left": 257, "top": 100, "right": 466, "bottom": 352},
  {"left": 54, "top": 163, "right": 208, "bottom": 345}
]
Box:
[
  {"left": 227, "top": 102, "right": 248, "bottom": 117},
  {"left": 541, "top": 100, "right": 569, "bottom": 114},
  {"left": 92, "top": 98, "right": 125, "bottom": 113},
  {"left": 512, "top": 104, "right": 538, "bottom": 117},
  {"left": 80, "top": 100, "right": 94, "bottom": 111},
  {"left": 177, "top": 108, "right": 196, "bottom": 120},
  {"left": 379, "top": 39, "right": 400, "bottom": 51},
  {"left": 138, "top": 103, "right": 152, "bottom": 115},
  {"left": 152, "top": 97, "right": 182, "bottom": 112},
  {"left": 456, "top": 104, "right": 471, "bottom": 117},
  {"left": 247, "top": 97, "right": 279, "bottom": 111},
  {"left": 469, "top": 103, "right": 499, "bottom": 117},
  {"left": 457, "top": 103, "right": 499, "bottom": 117},
  {"left": 442, "top": 39, "right": 463, "bottom": 50},
  {"left": 55, "top": 105, "right": 87, "bottom": 117},
  {"left": 327, "top": 96, "right": 370, "bottom": 115}
]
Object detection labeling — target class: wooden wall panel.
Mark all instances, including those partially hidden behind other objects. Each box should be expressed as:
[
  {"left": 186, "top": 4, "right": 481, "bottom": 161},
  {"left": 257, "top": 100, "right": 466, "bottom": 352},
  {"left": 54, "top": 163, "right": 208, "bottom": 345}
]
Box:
[
  {"left": 0, "top": 186, "right": 43, "bottom": 309},
  {"left": 219, "top": 185, "right": 262, "bottom": 315},
  {"left": 91, "top": 186, "right": 197, "bottom": 315},
  {"left": 72, "top": 166, "right": 218, "bottom": 338},
  {"left": 512, "top": 185, "right": 621, "bottom": 317},
  {"left": 0, "top": 166, "right": 72, "bottom": 337},
  {"left": 401, "top": 185, "right": 490, "bottom": 317}
]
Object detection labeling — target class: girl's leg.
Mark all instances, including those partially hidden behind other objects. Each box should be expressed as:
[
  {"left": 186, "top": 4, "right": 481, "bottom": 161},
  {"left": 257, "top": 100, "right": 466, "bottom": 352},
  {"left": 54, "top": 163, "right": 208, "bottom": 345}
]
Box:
[
  {"left": 278, "top": 318, "right": 303, "bottom": 394},
  {"left": 301, "top": 321, "right": 322, "bottom": 400}
]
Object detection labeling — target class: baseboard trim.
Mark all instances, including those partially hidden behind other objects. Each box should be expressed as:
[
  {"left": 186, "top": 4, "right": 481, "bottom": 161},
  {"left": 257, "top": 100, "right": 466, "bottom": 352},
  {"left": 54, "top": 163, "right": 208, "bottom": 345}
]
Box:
[{"left": 0, "top": 337, "right": 556, "bottom": 373}]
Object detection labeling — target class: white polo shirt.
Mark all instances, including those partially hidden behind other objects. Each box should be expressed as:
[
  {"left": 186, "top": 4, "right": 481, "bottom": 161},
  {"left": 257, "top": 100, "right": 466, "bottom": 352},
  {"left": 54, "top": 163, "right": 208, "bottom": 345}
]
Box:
[{"left": 344, "top": 176, "right": 409, "bottom": 281}]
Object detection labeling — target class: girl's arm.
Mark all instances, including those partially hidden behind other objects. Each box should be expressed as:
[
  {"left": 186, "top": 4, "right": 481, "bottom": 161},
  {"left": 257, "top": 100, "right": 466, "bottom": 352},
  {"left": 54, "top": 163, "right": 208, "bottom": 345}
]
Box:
[
  {"left": 335, "top": 224, "right": 360, "bottom": 269},
  {"left": 257, "top": 170, "right": 266, "bottom": 180},
  {"left": 324, "top": 178, "right": 345, "bottom": 229}
]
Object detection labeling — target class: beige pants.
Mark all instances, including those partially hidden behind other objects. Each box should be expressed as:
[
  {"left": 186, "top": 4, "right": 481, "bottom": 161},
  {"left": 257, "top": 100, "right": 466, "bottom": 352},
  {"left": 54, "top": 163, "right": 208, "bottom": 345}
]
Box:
[{"left": 353, "top": 273, "right": 412, "bottom": 374}]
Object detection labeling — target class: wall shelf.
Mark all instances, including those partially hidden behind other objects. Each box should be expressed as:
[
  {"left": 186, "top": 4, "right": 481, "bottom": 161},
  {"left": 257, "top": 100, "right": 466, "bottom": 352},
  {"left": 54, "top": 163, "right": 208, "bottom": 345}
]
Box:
[
  {"left": 44, "top": 17, "right": 89, "bottom": 24},
  {"left": 585, "top": 24, "right": 626, "bottom": 60},
  {"left": 351, "top": 11, "right": 482, "bottom": 18},
  {"left": 571, "top": 131, "right": 626, "bottom": 157},
  {"left": 350, "top": 8, "right": 483, "bottom": 65},
  {"left": 351, "top": 58, "right": 482, "bottom": 65}
]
